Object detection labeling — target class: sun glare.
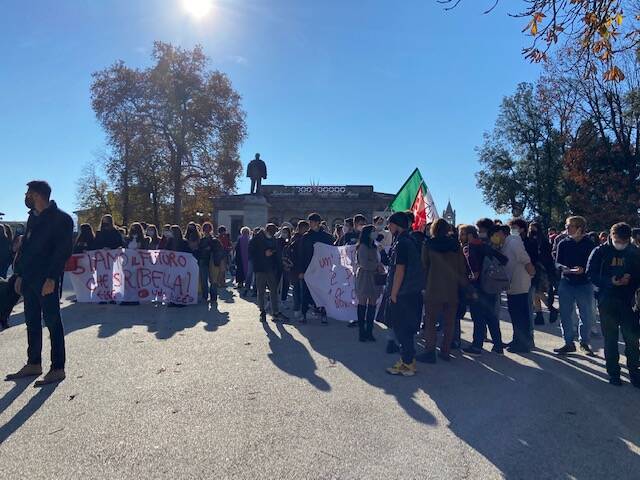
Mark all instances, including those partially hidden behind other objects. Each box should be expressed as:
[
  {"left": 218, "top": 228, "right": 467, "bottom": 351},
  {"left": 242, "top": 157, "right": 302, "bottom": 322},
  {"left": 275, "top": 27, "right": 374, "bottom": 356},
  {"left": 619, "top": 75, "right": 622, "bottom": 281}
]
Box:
[{"left": 182, "top": 0, "right": 213, "bottom": 20}]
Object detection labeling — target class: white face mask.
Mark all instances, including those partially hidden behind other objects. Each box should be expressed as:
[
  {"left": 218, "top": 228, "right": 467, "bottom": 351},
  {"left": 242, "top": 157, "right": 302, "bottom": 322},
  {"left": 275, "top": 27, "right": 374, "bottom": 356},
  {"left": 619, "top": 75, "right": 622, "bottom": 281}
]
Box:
[
  {"left": 479, "top": 232, "right": 488, "bottom": 239},
  {"left": 613, "top": 242, "right": 629, "bottom": 251},
  {"left": 164, "top": 231, "right": 173, "bottom": 239},
  {"left": 510, "top": 228, "right": 520, "bottom": 237}
]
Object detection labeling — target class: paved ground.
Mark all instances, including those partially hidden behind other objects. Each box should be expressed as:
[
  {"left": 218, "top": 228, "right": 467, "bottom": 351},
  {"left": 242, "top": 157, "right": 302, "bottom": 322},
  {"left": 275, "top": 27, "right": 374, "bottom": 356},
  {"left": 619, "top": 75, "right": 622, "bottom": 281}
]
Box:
[{"left": 1, "top": 280, "right": 640, "bottom": 480}]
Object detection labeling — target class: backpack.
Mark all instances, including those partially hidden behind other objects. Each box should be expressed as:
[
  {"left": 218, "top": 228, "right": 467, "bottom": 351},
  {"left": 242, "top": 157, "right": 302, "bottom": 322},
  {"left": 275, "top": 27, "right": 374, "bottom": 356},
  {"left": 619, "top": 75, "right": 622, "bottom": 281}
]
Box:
[{"left": 480, "top": 255, "right": 511, "bottom": 294}]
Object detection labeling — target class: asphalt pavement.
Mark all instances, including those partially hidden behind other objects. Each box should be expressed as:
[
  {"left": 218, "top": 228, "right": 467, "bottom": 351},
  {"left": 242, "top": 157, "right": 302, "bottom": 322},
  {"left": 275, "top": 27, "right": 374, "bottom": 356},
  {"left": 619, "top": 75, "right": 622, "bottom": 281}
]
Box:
[{"left": 1, "top": 281, "right": 639, "bottom": 479}]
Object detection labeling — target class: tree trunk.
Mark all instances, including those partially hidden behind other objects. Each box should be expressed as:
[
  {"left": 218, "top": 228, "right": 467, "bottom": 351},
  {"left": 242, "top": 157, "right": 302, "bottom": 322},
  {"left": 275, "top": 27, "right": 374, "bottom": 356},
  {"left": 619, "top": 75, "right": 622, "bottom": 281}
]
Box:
[{"left": 172, "top": 148, "right": 183, "bottom": 225}]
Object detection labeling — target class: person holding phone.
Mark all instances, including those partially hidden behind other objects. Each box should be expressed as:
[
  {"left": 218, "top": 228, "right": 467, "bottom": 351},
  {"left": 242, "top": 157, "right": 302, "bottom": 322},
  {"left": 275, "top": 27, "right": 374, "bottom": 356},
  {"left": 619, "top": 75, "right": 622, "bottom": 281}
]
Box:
[
  {"left": 554, "top": 216, "right": 597, "bottom": 355},
  {"left": 587, "top": 222, "right": 640, "bottom": 387}
]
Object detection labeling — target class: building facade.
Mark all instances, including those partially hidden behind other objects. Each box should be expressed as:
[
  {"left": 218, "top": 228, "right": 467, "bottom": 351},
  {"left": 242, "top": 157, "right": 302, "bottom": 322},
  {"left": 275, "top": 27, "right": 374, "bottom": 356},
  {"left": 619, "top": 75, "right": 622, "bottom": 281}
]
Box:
[{"left": 213, "top": 185, "right": 394, "bottom": 240}]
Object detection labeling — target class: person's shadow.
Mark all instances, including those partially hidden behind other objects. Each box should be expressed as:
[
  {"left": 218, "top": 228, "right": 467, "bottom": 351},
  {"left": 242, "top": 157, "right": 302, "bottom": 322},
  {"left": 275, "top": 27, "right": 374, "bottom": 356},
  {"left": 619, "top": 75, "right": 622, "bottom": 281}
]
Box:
[
  {"left": 290, "top": 321, "right": 437, "bottom": 425},
  {"left": 0, "top": 381, "right": 59, "bottom": 444},
  {"left": 262, "top": 322, "right": 331, "bottom": 392}
]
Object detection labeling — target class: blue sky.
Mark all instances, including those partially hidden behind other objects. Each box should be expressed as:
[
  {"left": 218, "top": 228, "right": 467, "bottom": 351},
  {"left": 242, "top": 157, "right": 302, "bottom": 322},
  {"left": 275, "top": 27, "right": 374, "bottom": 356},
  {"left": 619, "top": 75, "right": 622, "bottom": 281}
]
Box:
[{"left": 0, "top": 0, "right": 539, "bottom": 222}]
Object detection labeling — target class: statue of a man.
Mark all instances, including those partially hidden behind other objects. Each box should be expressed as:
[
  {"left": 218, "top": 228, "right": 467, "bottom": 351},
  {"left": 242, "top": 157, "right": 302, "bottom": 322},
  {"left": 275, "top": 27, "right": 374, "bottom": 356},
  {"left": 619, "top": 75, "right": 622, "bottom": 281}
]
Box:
[{"left": 247, "top": 153, "right": 267, "bottom": 194}]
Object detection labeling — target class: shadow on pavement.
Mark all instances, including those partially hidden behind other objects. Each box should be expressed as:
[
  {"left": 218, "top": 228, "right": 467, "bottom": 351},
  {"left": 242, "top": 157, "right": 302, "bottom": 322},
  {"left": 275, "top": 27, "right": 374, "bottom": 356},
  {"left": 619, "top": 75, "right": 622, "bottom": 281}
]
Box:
[
  {"left": 286, "top": 320, "right": 437, "bottom": 425},
  {"left": 0, "top": 378, "right": 32, "bottom": 416},
  {"left": 0, "top": 382, "right": 58, "bottom": 445},
  {"left": 262, "top": 322, "right": 330, "bottom": 392}
]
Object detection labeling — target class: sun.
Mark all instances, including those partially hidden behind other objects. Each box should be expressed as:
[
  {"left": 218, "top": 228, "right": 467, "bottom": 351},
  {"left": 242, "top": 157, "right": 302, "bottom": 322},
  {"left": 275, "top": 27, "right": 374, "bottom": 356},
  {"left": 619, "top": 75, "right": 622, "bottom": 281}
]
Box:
[{"left": 182, "top": 0, "right": 213, "bottom": 20}]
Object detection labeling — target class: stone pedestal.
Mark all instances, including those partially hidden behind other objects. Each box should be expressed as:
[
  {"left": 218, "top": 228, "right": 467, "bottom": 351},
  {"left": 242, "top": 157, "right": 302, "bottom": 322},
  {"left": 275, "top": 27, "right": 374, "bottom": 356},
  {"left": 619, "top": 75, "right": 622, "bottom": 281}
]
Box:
[{"left": 243, "top": 194, "right": 270, "bottom": 228}]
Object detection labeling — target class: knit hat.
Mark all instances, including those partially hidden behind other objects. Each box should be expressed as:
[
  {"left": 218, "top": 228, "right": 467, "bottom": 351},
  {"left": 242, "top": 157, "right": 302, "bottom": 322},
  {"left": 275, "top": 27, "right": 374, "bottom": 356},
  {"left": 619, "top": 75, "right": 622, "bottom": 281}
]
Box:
[{"left": 388, "top": 212, "right": 409, "bottom": 230}]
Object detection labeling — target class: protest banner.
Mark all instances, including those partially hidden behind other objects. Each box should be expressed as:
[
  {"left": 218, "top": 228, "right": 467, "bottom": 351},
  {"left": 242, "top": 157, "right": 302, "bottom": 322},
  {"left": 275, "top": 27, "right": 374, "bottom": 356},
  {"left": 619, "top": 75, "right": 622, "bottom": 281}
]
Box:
[
  {"left": 66, "top": 249, "right": 198, "bottom": 305},
  {"left": 304, "top": 243, "right": 360, "bottom": 322}
]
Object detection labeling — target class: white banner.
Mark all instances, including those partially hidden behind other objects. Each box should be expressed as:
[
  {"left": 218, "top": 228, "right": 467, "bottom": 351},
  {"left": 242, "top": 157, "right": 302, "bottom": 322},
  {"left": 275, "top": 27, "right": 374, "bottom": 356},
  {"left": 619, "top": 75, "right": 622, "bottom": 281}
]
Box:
[
  {"left": 67, "top": 249, "right": 198, "bottom": 305},
  {"left": 304, "top": 243, "right": 360, "bottom": 322}
]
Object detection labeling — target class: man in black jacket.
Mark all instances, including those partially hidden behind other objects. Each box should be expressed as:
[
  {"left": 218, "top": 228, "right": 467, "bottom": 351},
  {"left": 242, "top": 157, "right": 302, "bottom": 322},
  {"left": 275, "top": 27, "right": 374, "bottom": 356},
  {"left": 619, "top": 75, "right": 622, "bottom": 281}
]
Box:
[
  {"left": 250, "top": 224, "right": 287, "bottom": 322},
  {"left": 6, "top": 181, "right": 73, "bottom": 386},
  {"left": 300, "top": 213, "right": 335, "bottom": 324},
  {"left": 587, "top": 222, "right": 640, "bottom": 387}
]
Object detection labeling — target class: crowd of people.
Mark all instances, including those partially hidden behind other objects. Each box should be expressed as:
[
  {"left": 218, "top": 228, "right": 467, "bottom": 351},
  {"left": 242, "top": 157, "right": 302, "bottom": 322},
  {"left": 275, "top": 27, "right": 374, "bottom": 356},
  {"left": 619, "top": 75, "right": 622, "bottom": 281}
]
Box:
[{"left": 2, "top": 180, "right": 640, "bottom": 389}]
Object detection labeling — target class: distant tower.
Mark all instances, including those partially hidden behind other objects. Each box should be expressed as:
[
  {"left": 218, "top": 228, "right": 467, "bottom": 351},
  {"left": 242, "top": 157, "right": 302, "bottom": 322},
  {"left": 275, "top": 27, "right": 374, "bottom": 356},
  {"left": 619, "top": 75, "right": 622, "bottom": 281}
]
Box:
[{"left": 442, "top": 200, "right": 456, "bottom": 226}]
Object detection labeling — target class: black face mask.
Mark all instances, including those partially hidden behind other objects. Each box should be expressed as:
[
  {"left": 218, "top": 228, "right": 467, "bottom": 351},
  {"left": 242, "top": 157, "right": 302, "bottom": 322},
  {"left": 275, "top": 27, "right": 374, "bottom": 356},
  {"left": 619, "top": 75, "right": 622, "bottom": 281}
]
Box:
[{"left": 25, "top": 195, "right": 35, "bottom": 210}]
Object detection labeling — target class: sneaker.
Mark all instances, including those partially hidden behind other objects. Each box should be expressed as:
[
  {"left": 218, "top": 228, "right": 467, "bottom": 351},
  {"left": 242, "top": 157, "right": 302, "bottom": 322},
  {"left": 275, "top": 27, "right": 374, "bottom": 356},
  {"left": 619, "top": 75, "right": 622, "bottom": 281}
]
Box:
[
  {"left": 34, "top": 368, "right": 65, "bottom": 387},
  {"left": 321, "top": 315, "right": 328, "bottom": 325},
  {"left": 609, "top": 377, "right": 624, "bottom": 386},
  {"left": 274, "top": 312, "right": 289, "bottom": 322},
  {"left": 507, "top": 345, "right": 531, "bottom": 354},
  {"left": 415, "top": 351, "right": 437, "bottom": 364},
  {"left": 347, "top": 320, "right": 358, "bottom": 328},
  {"left": 491, "top": 345, "right": 504, "bottom": 355},
  {"left": 463, "top": 346, "right": 483, "bottom": 356},
  {"left": 554, "top": 343, "right": 577, "bottom": 355},
  {"left": 386, "top": 360, "right": 416, "bottom": 376},
  {"left": 579, "top": 342, "right": 594, "bottom": 355},
  {"left": 534, "top": 312, "right": 545, "bottom": 325},
  {"left": 259, "top": 311, "right": 267, "bottom": 323},
  {"left": 385, "top": 340, "right": 400, "bottom": 354},
  {"left": 5, "top": 364, "right": 43, "bottom": 381}
]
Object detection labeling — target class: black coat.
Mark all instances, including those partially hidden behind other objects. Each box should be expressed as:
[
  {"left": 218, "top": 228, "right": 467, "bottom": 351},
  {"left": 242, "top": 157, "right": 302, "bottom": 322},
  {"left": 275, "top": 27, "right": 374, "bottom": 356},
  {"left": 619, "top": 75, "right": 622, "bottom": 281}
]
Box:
[
  {"left": 92, "top": 228, "right": 124, "bottom": 250},
  {"left": 13, "top": 201, "right": 73, "bottom": 287},
  {"left": 300, "top": 229, "right": 335, "bottom": 272},
  {"left": 0, "top": 235, "right": 12, "bottom": 273},
  {"left": 249, "top": 231, "right": 280, "bottom": 274}
]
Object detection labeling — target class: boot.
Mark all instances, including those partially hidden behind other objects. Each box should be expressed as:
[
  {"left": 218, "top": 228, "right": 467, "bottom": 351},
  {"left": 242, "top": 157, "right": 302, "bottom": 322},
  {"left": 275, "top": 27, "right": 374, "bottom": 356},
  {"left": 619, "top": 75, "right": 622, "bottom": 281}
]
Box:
[
  {"left": 534, "top": 311, "right": 545, "bottom": 325},
  {"left": 357, "top": 305, "right": 366, "bottom": 342},
  {"left": 365, "top": 305, "right": 376, "bottom": 342}
]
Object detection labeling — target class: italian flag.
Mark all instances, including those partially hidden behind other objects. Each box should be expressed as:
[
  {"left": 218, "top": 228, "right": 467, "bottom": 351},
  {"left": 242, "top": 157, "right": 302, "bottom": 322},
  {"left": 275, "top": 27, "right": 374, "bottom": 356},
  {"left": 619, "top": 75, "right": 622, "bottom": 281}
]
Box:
[{"left": 389, "top": 168, "right": 439, "bottom": 231}]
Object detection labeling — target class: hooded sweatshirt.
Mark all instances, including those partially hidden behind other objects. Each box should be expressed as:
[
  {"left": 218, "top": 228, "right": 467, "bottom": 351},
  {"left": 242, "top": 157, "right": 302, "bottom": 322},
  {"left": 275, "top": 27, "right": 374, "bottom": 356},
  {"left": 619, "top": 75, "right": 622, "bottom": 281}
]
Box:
[
  {"left": 422, "top": 236, "right": 469, "bottom": 304},
  {"left": 587, "top": 240, "right": 640, "bottom": 301}
]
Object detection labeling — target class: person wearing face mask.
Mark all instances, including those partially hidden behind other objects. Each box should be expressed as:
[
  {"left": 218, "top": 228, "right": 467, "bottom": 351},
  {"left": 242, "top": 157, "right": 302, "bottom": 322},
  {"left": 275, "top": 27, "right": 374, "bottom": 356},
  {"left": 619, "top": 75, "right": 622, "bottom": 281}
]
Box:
[
  {"left": 92, "top": 214, "right": 125, "bottom": 250},
  {"left": 146, "top": 225, "right": 161, "bottom": 249},
  {"left": 126, "top": 222, "right": 150, "bottom": 250},
  {"left": 355, "top": 224, "right": 384, "bottom": 342},
  {"left": 249, "top": 223, "right": 287, "bottom": 322},
  {"left": 501, "top": 223, "right": 536, "bottom": 353},
  {"left": 299, "top": 213, "right": 335, "bottom": 324},
  {"left": 462, "top": 221, "right": 509, "bottom": 356},
  {"left": 336, "top": 215, "right": 366, "bottom": 246},
  {"left": 554, "top": 216, "right": 597, "bottom": 355},
  {"left": 199, "top": 222, "right": 223, "bottom": 305},
  {"left": 158, "top": 224, "right": 173, "bottom": 250},
  {"left": 587, "top": 222, "right": 640, "bottom": 387},
  {"left": 6, "top": 181, "right": 73, "bottom": 386},
  {"left": 374, "top": 216, "right": 393, "bottom": 248}
]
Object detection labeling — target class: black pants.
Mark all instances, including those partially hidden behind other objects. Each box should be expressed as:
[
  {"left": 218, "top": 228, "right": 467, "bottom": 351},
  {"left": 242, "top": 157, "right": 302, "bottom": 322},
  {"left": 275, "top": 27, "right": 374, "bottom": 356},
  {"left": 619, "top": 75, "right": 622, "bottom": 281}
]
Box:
[
  {"left": 598, "top": 297, "right": 640, "bottom": 380},
  {"left": 470, "top": 290, "right": 502, "bottom": 348},
  {"left": 23, "top": 280, "right": 66, "bottom": 369},
  {"left": 507, "top": 293, "right": 531, "bottom": 350},
  {"left": 280, "top": 272, "right": 290, "bottom": 302},
  {"left": 388, "top": 293, "right": 422, "bottom": 364},
  {"left": 250, "top": 177, "right": 262, "bottom": 194}
]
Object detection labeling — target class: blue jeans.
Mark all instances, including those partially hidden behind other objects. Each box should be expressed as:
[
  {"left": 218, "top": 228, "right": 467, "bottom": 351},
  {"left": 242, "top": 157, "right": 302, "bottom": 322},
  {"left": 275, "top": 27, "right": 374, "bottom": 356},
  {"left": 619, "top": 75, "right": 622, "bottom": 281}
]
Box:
[
  {"left": 23, "top": 280, "right": 66, "bottom": 369},
  {"left": 558, "top": 280, "right": 594, "bottom": 344},
  {"left": 199, "top": 263, "right": 217, "bottom": 302},
  {"left": 470, "top": 290, "right": 502, "bottom": 348}
]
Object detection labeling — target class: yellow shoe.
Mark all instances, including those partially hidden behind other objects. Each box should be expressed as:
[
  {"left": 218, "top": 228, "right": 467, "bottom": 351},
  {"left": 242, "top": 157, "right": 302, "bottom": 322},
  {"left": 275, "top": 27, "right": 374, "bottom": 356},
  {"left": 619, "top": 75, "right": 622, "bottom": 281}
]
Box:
[
  {"left": 386, "top": 360, "right": 404, "bottom": 375},
  {"left": 402, "top": 360, "right": 417, "bottom": 377},
  {"left": 386, "top": 360, "right": 416, "bottom": 376}
]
